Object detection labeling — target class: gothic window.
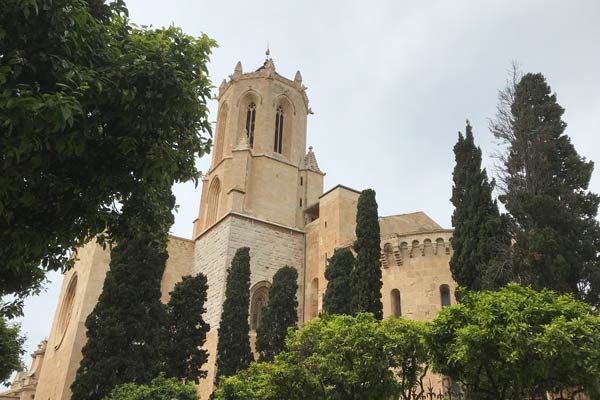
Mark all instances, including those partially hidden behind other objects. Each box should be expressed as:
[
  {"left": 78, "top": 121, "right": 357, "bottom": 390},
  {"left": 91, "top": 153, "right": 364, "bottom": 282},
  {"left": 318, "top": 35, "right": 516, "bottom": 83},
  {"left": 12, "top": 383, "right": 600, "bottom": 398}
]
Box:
[
  {"left": 55, "top": 274, "right": 77, "bottom": 347},
  {"left": 246, "top": 103, "right": 256, "bottom": 147},
  {"left": 440, "top": 284, "right": 451, "bottom": 308},
  {"left": 273, "top": 106, "right": 284, "bottom": 153},
  {"left": 214, "top": 103, "right": 229, "bottom": 163},
  {"left": 206, "top": 177, "right": 221, "bottom": 227},
  {"left": 250, "top": 285, "right": 269, "bottom": 331},
  {"left": 391, "top": 289, "right": 401, "bottom": 317}
]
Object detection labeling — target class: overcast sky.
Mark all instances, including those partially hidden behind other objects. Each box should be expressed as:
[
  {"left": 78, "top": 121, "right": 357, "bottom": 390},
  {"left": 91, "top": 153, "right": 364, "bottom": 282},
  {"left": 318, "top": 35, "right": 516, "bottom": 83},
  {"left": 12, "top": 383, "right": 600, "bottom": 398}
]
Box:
[{"left": 11, "top": 0, "right": 600, "bottom": 378}]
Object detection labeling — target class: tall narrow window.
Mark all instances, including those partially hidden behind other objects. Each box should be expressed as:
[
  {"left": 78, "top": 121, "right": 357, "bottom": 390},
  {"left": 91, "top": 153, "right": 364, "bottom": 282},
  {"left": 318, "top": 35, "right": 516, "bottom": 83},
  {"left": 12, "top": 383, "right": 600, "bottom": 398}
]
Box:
[
  {"left": 246, "top": 103, "right": 256, "bottom": 147},
  {"left": 250, "top": 286, "right": 269, "bottom": 331},
  {"left": 391, "top": 289, "right": 401, "bottom": 317},
  {"left": 273, "top": 106, "right": 284, "bottom": 153},
  {"left": 440, "top": 284, "right": 451, "bottom": 308},
  {"left": 206, "top": 177, "right": 221, "bottom": 227}
]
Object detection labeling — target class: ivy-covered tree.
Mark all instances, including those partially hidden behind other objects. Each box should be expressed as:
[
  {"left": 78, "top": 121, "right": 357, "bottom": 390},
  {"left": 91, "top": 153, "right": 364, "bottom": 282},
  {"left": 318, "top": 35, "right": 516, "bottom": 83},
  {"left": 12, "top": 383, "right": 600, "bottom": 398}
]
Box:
[
  {"left": 0, "top": 317, "right": 25, "bottom": 385},
  {"left": 256, "top": 266, "right": 298, "bottom": 362},
  {"left": 71, "top": 188, "right": 174, "bottom": 400},
  {"left": 450, "top": 121, "right": 511, "bottom": 291},
  {"left": 492, "top": 72, "right": 600, "bottom": 306},
  {"left": 164, "top": 274, "right": 210, "bottom": 383},
  {"left": 0, "top": 0, "right": 215, "bottom": 317},
  {"left": 322, "top": 248, "right": 354, "bottom": 315},
  {"left": 350, "top": 189, "right": 383, "bottom": 319},
  {"left": 216, "top": 247, "right": 253, "bottom": 382}
]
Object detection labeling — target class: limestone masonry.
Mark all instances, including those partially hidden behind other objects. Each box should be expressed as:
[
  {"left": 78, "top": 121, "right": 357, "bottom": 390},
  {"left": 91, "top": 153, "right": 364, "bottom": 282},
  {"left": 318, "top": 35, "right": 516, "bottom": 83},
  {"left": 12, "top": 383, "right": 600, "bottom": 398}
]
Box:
[{"left": 15, "top": 55, "right": 457, "bottom": 400}]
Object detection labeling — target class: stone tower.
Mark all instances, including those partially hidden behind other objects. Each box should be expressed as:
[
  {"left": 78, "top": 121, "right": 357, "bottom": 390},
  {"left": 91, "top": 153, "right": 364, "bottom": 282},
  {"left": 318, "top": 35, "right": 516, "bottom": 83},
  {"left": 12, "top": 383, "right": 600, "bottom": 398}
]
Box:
[{"left": 190, "top": 55, "right": 324, "bottom": 397}]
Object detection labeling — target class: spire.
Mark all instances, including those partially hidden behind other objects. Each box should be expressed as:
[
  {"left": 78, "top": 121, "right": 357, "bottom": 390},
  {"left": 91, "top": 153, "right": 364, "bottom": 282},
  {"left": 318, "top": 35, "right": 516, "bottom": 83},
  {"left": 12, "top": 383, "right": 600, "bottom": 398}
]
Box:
[
  {"left": 265, "top": 44, "right": 270, "bottom": 60},
  {"left": 301, "top": 146, "right": 323, "bottom": 174}
]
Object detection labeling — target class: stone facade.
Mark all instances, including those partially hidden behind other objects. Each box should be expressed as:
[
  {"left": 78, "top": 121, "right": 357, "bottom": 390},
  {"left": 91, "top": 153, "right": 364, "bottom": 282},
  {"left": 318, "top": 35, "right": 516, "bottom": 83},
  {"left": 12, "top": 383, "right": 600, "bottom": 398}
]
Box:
[{"left": 30, "top": 55, "right": 457, "bottom": 399}]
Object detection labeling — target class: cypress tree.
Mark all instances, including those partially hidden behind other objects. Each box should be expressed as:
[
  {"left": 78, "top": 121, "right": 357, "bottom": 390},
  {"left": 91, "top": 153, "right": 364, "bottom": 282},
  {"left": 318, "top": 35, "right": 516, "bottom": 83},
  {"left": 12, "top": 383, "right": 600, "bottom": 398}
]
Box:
[
  {"left": 70, "top": 236, "right": 168, "bottom": 400},
  {"left": 164, "top": 274, "right": 210, "bottom": 383},
  {"left": 350, "top": 189, "right": 383, "bottom": 319},
  {"left": 322, "top": 248, "right": 354, "bottom": 315},
  {"left": 493, "top": 72, "right": 600, "bottom": 306},
  {"left": 256, "top": 266, "right": 298, "bottom": 362},
  {"left": 71, "top": 186, "right": 174, "bottom": 400},
  {"left": 450, "top": 121, "right": 511, "bottom": 291},
  {"left": 215, "top": 247, "right": 253, "bottom": 381}
]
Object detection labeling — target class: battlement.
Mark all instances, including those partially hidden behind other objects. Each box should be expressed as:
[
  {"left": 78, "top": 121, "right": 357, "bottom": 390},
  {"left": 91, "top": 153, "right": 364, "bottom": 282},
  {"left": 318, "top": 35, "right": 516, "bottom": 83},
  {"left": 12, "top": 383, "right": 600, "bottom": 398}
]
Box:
[{"left": 379, "top": 229, "right": 453, "bottom": 268}]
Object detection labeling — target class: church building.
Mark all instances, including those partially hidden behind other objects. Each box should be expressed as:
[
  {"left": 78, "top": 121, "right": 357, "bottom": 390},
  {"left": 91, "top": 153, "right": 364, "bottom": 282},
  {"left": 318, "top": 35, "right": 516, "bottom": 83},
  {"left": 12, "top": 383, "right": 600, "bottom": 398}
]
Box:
[{"left": 25, "top": 56, "right": 457, "bottom": 400}]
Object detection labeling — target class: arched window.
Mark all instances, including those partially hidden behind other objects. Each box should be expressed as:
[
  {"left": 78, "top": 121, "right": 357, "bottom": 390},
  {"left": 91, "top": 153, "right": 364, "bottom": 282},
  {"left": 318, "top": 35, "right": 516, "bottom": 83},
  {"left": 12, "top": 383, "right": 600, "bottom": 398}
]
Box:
[
  {"left": 309, "top": 277, "right": 319, "bottom": 319},
  {"left": 250, "top": 285, "right": 270, "bottom": 331},
  {"left": 440, "top": 284, "right": 451, "bottom": 308},
  {"left": 391, "top": 289, "right": 401, "bottom": 317},
  {"left": 246, "top": 103, "right": 256, "bottom": 147},
  {"left": 55, "top": 274, "right": 77, "bottom": 347},
  {"left": 206, "top": 177, "right": 221, "bottom": 227},
  {"left": 273, "top": 106, "right": 284, "bottom": 153},
  {"left": 213, "top": 103, "right": 228, "bottom": 163}
]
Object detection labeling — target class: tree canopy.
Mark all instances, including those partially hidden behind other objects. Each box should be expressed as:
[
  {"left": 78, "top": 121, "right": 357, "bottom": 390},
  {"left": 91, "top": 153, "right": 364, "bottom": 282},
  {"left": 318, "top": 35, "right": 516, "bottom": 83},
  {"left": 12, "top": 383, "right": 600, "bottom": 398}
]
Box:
[
  {"left": 450, "top": 121, "right": 510, "bottom": 291},
  {"left": 491, "top": 72, "right": 600, "bottom": 306},
  {"left": 428, "top": 283, "right": 600, "bottom": 399},
  {"left": 322, "top": 248, "right": 354, "bottom": 315},
  {"left": 216, "top": 247, "right": 253, "bottom": 381},
  {"left": 164, "top": 274, "right": 210, "bottom": 383},
  {"left": 0, "top": 0, "right": 215, "bottom": 316},
  {"left": 0, "top": 317, "right": 25, "bottom": 385},
  {"left": 350, "top": 189, "right": 383, "bottom": 319},
  {"left": 103, "top": 374, "right": 199, "bottom": 400},
  {"left": 256, "top": 266, "right": 298, "bottom": 362}
]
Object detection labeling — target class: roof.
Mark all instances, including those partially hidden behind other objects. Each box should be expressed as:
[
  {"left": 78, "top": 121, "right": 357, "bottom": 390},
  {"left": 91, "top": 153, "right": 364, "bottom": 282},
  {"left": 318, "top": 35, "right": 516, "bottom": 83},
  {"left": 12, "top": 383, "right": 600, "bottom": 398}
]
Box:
[{"left": 379, "top": 212, "right": 443, "bottom": 236}]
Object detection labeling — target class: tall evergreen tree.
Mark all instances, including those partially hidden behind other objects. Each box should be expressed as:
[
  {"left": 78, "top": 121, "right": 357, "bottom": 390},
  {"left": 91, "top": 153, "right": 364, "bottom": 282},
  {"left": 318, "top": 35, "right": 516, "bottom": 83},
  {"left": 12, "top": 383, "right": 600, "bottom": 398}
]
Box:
[
  {"left": 164, "top": 274, "right": 210, "bottom": 383},
  {"left": 256, "top": 266, "right": 298, "bottom": 362},
  {"left": 322, "top": 248, "right": 354, "bottom": 315},
  {"left": 70, "top": 236, "right": 168, "bottom": 400},
  {"left": 350, "top": 189, "right": 383, "bottom": 319},
  {"left": 71, "top": 187, "right": 174, "bottom": 400},
  {"left": 215, "top": 247, "right": 253, "bottom": 382},
  {"left": 492, "top": 72, "right": 600, "bottom": 306},
  {"left": 450, "top": 121, "right": 511, "bottom": 291}
]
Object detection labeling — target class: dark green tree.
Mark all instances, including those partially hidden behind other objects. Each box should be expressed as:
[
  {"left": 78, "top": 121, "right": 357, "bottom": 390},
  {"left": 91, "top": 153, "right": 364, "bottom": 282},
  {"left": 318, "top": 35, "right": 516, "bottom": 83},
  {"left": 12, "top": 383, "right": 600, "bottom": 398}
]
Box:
[
  {"left": 0, "top": 317, "right": 25, "bottom": 385},
  {"left": 216, "top": 247, "right": 253, "bottom": 381},
  {"left": 492, "top": 72, "right": 600, "bottom": 306},
  {"left": 322, "top": 248, "right": 354, "bottom": 315},
  {"left": 350, "top": 189, "right": 383, "bottom": 319},
  {"left": 164, "top": 274, "right": 210, "bottom": 384},
  {"left": 104, "top": 374, "right": 199, "bottom": 400},
  {"left": 71, "top": 188, "right": 174, "bottom": 400},
  {"left": 0, "top": 0, "right": 215, "bottom": 317},
  {"left": 256, "top": 266, "right": 298, "bottom": 362},
  {"left": 450, "top": 121, "right": 511, "bottom": 291}
]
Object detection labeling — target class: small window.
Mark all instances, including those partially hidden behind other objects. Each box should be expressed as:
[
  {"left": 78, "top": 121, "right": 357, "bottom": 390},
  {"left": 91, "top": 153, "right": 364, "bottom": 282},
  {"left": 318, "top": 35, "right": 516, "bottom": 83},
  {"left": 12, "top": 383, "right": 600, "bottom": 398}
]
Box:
[
  {"left": 246, "top": 103, "right": 256, "bottom": 147},
  {"left": 391, "top": 289, "right": 401, "bottom": 317},
  {"left": 273, "top": 106, "right": 284, "bottom": 153},
  {"left": 440, "top": 285, "right": 451, "bottom": 308},
  {"left": 299, "top": 198, "right": 303, "bottom": 207},
  {"left": 300, "top": 177, "right": 303, "bottom": 186}
]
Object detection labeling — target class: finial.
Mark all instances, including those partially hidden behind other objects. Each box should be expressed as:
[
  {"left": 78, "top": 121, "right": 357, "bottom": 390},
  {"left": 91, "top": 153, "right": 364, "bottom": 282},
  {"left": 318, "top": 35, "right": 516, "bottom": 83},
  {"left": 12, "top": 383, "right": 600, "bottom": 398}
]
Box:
[
  {"left": 309, "top": 146, "right": 313, "bottom": 152},
  {"left": 265, "top": 44, "right": 270, "bottom": 59}
]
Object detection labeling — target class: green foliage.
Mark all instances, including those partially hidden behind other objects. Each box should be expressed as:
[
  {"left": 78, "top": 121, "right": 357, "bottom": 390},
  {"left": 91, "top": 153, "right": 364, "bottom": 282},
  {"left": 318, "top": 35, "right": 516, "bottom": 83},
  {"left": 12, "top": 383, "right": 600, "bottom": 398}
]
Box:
[
  {"left": 103, "top": 374, "right": 199, "bottom": 400},
  {"left": 164, "top": 274, "right": 210, "bottom": 383},
  {"left": 213, "top": 359, "right": 319, "bottom": 400},
  {"left": 0, "top": 317, "right": 25, "bottom": 385},
  {"left": 0, "top": 0, "right": 216, "bottom": 316},
  {"left": 216, "top": 313, "right": 430, "bottom": 400},
  {"left": 350, "top": 189, "right": 383, "bottom": 319},
  {"left": 427, "top": 283, "right": 600, "bottom": 399},
  {"left": 71, "top": 188, "right": 172, "bottom": 400},
  {"left": 322, "top": 248, "right": 354, "bottom": 315},
  {"left": 493, "top": 72, "right": 600, "bottom": 306},
  {"left": 216, "top": 247, "right": 253, "bottom": 381},
  {"left": 256, "top": 266, "right": 298, "bottom": 362},
  {"left": 450, "top": 121, "right": 511, "bottom": 291}
]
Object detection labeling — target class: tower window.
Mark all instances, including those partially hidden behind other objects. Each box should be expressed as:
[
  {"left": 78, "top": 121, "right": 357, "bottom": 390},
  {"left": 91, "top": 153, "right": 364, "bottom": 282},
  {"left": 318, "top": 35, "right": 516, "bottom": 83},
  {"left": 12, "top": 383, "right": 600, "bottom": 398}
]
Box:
[
  {"left": 299, "top": 198, "right": 303, "bottom": 207},
  {"left": 246, "top": 103, "right": 256, "bottom": 147},
  {"left": 440, "top": 284, "right": 451, "bottom": 308},
  {"left": 273, "top": 106, "right": 284, "bottom": 153},
  {"left": 300, "top": 177, "right": 303, "bottom": 186},
  {"left": 391, "top": 289, "right": 401, "bottom": 317}
]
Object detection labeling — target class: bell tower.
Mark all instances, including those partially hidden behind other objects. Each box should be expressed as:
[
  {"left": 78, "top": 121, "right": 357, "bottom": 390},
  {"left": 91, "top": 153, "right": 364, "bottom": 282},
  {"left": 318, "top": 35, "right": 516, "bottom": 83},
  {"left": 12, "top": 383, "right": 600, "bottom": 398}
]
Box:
[{"left": 193, "top": 54, "right": 324, "bottom": 237}]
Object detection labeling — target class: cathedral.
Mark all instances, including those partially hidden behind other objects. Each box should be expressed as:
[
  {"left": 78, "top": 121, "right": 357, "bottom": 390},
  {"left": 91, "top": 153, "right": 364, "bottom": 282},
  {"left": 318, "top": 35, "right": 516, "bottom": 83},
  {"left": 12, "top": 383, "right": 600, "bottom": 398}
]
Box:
[{"left": 7, "top": 56, "right": 458, "bottom": 400}]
